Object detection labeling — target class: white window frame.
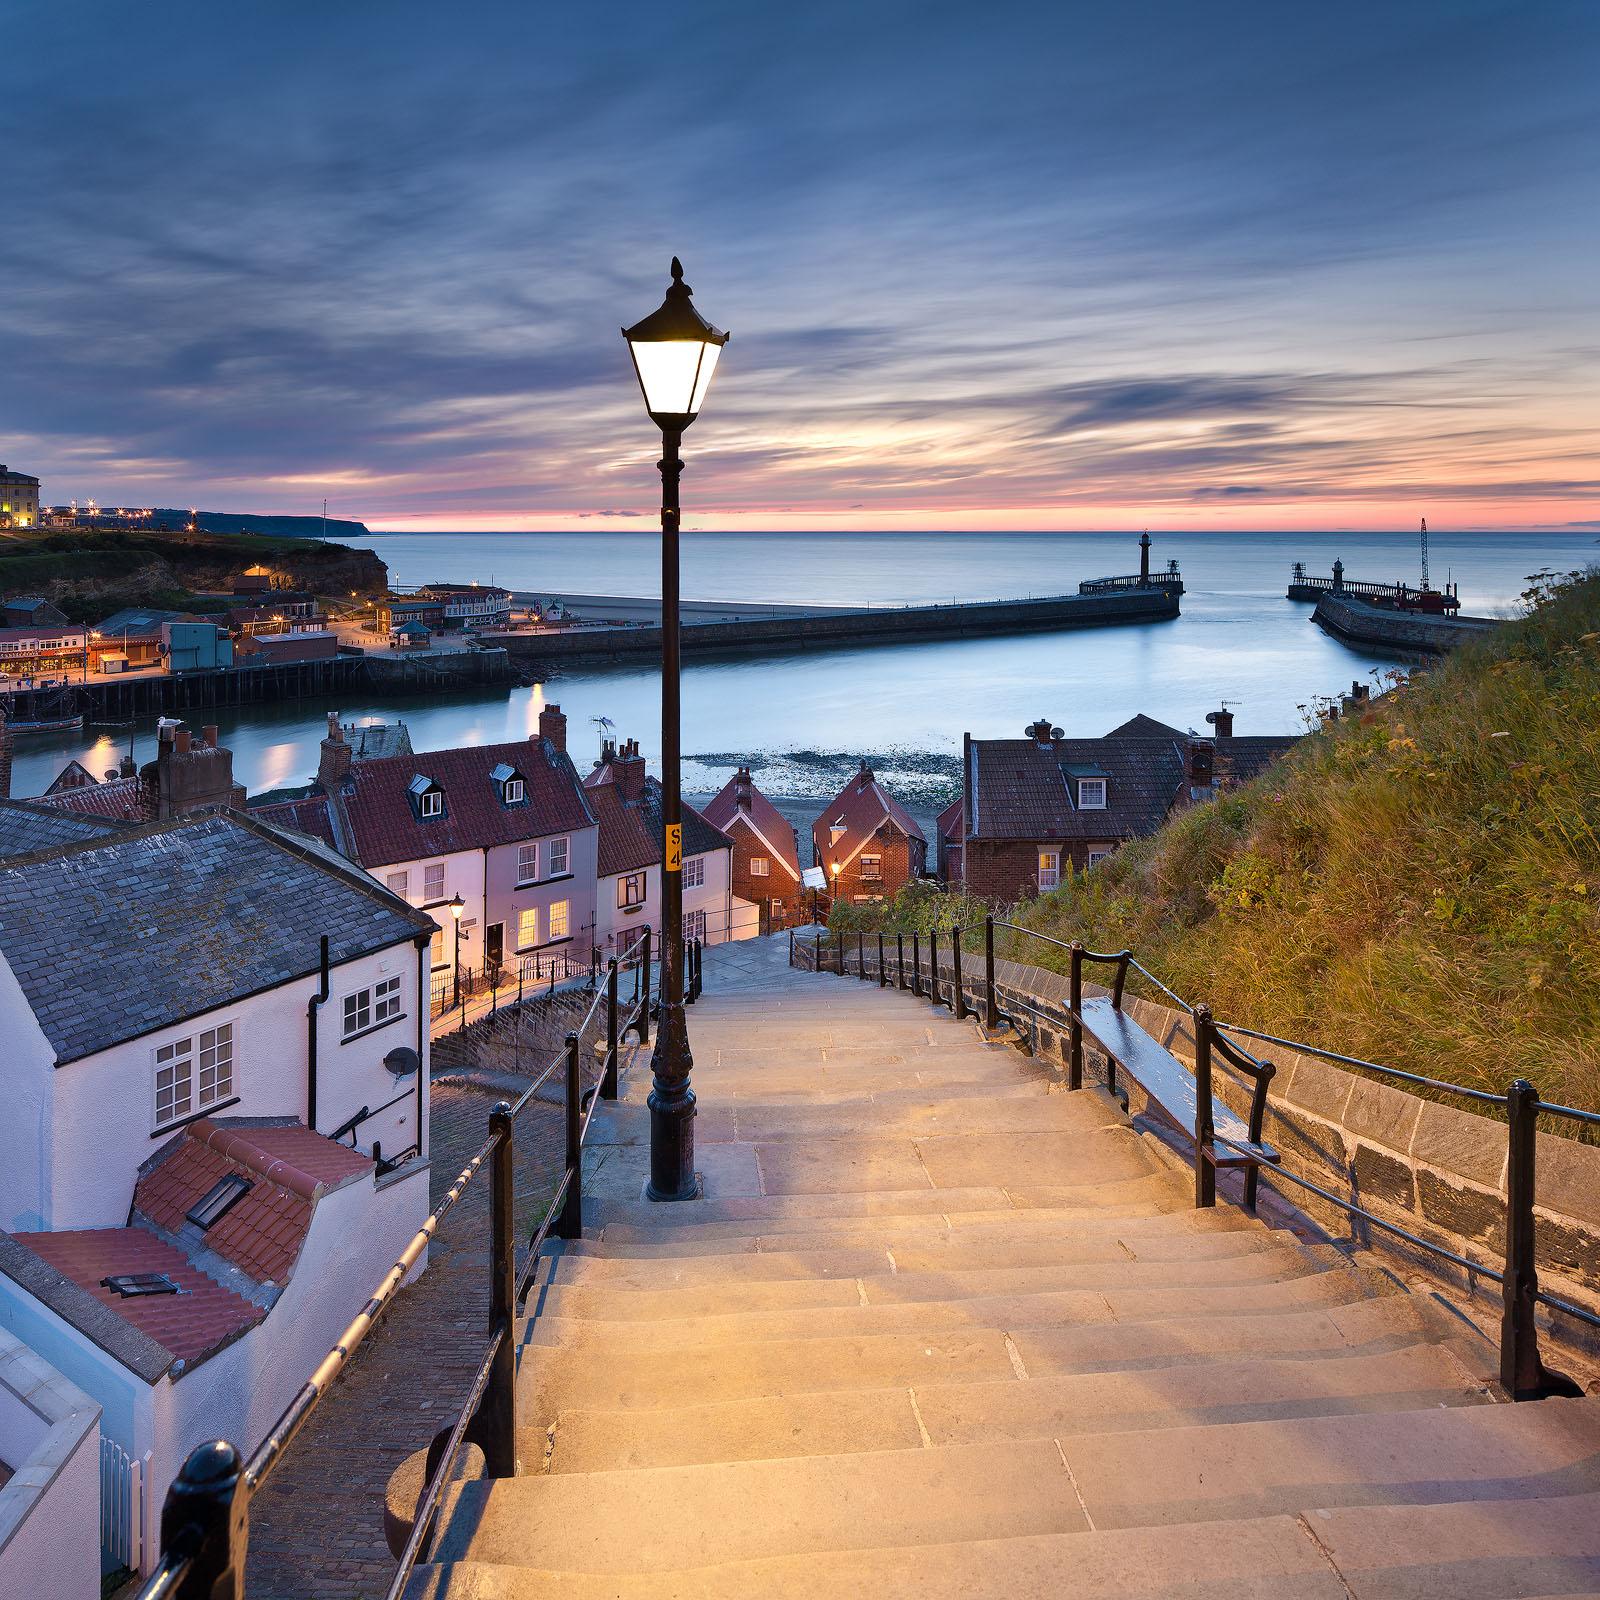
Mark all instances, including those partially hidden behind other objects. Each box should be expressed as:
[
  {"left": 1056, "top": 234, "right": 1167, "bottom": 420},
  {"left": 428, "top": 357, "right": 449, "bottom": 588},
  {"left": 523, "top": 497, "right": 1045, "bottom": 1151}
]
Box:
[
  {"left": 683, "top": 855, "right": 705, "bottom": 889},
  {"left": 859, "top": 853, "right": 883, "bottom": 880},
  {"left": 683, "top": 908, "right": 706, "bottom": 942},
  {"left": 516, "top": 842, "right": 539, "bottom": 885},
  {"left": 619, "top": 871, "right": 647, "bottom": 909},
  {"left": 1037, "top": 849, "right": 1061, "bottom": 891},
  {"left": 154, "top": 1022, "right": 234, "bottom": 1131},
  {"left": 430, "top": 928, "right": 447, "bottom": 969},
  {"left": 343, "top": 976, "right": 402, "bottom": 1037},
  {"left": 517, "top": 906, "right": 539, "bottom": 950},
  {"left": 548, "top": 899, "right": 570, "bottom": 940},
  {"left": 423, "top": 862, "right": 446, "bottom": 902},
  {"left": 749, "top": 856, "right": 769, "bottom": 877},
  {"left": 503, "top": 777, "right": 525, "bottom": 804},
  {"left": 1087, "top": 848, "right": 1113, "bottom": 869},
  {"left": 419, "top": 788, "right": 444, "bottom": 819},
  {"left": 548, "top": 836, "right": 569, "bottom": 876},
  {"left": 1077, "top": 778, "right": 1108, "bottom": 811},
  {"left": 386, "top": 869, "right": 409, "bottom": 899}
]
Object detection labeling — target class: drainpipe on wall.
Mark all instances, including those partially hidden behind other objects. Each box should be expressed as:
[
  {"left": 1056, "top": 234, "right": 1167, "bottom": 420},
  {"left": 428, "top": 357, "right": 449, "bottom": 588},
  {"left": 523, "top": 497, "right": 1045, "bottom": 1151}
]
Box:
[
  {"left": 415, "top": 933, "right": 429, "bottom": 1154},
  {"left": 307, "top": 934, "right": 330, "bottom": 1132}
]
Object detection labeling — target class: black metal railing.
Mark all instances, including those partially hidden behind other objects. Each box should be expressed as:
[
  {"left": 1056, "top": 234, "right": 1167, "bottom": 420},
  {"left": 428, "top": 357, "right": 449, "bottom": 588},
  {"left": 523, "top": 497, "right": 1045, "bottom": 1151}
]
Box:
[
  {"left": 794, "top": 911, "right": 1596, "bottom": 1402},
  {"left": 135, "top": 929, "right": 657, "bottom": 1599}
]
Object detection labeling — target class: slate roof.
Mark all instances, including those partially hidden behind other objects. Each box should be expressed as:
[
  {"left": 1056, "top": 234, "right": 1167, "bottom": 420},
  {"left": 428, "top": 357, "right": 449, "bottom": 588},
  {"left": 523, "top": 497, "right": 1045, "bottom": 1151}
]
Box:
[
  {"left": 0, "top": 799, "right": 127, "bottom": 860},
  {"left": 337, "top": 736, "right": 594, "bottom": 868},
  {"left": 584, "top": 778, "right": 732, "bottom": 878},
  {"left": 94, "top": 607, "right": 196, "bottom": 638},
  {"left": 812, "top": 765, "right": 926, "bottom": 877},
  {"left": 1104, "top": 713, "right": 1186, "bottom": 739},
  {"left": 0, "top": 811, "right": 432, "bottom": 1064},
  {"left": 968, "top": 721, "right": 1300, "bottom": 843},
  {"left": 700, "top": 773, "right": 802, "bottom": 882}
]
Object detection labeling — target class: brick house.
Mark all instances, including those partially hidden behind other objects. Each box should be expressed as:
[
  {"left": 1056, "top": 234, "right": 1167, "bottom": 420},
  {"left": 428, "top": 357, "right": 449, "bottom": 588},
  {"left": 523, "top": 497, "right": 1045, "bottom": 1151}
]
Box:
[
  {"left": 812, "top": 761, "right": 927, "bottom": 904},
  {"left": 943, "top": 711, "right": 1299, "bottom": 902},
  {"left": 584, "top": 738, "right": 748, "bottom": 952},
  {"left": 700, "top": 766, "right": 804, "bottom": 932}
]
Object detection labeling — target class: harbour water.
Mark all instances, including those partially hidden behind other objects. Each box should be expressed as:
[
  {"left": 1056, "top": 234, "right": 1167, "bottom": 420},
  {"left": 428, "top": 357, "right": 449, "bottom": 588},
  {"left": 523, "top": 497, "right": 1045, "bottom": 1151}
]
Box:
[{"left": 7, "top": 528, "right": 1593, "bottom": 811}]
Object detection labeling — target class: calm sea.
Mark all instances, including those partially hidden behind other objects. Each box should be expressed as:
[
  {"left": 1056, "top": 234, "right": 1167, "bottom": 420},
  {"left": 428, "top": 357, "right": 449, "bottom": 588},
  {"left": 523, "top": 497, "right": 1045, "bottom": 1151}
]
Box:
[{"left": 9, "top": 529, "right": 1594, "bottom": 810}]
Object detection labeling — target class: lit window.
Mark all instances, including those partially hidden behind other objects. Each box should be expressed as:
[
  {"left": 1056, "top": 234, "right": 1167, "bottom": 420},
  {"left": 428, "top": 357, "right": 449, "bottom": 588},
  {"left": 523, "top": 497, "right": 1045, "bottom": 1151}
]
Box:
[
  {"left": 424, "top": 862, "right": 446, "bottom": 902},
  {"left": 386, "top": 870, "right": 409, "bottom": 899},
  {"left": 430, "top": 928, "right": 446, "bottom": 969},
  {"left": 1077, "top": 779, "right": 1107, "bottom": 810},
  {"left": 683, "top": 855, "right": 705, "bottom": 889},
  {"left": 517, "top": 842, "right": 539, "bottom": 883},
  {"left": 549, "top": 899, "right": 569, "bottom": 939},
  {"left": 750, "top": 856, "right": 769, "bottom": 877},
  {"left": 619, "top": 872, "right": 647, "bottom": 909},
  {"left": 1038, "top": 850, "right": 1061, "bottom": 891},
  {"left": 549, "top": 836, "right": 569, "bottom": 875},
  {"left": 518, "top": 907, "right": 539, "bottom": 949},
  {"left": 155, "top": 1024, "right": 233, "bottom": 1129}
]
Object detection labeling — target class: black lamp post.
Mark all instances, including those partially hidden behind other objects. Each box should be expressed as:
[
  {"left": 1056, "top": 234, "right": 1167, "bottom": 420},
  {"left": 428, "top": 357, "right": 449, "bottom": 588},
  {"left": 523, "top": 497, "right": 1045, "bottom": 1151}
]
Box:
[
  {"left": 623, "top": 258, "right": 729, "bottom": 1203},
  {"left": 450, "top": 893, "right": 465, "bottom": 1007}
]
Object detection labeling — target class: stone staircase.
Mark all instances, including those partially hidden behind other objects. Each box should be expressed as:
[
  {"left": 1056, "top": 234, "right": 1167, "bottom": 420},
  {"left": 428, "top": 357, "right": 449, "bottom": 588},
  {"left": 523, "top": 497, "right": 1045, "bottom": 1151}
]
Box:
[{"left": 401, "top": 937, "right": 1600, "bottom": 1599}]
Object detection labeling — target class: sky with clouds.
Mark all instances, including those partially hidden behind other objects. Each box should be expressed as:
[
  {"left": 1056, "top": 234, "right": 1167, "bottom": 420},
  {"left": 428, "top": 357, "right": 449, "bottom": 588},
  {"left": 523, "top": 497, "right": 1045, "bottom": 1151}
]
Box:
[{"left": 3, "top": 0, "right": 1597, "bottom": 532}]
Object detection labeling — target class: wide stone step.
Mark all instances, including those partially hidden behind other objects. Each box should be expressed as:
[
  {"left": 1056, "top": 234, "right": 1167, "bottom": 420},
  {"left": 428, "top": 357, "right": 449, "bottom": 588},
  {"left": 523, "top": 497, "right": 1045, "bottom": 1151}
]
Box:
[
  {"left": 404, "top": 1515, "right": 1348, "bottom": 1599},
  {"left": 1058, "top": 1394, "right": 1600, "bottom": 1528},
  {"left": 719, "top": 1092, "right": 1119, "bottom": 1143},
  {"left": 527, "top": 1243, "right": 1353, "bottom": 1322},
  {"left": 514, "top": 1299, "right": 1436, "bottom": 1427},
  {"left": 406, "top": 1510, "right": 1356, "bottom": 1600},
  {"left": 427, "top": 1440, "right": 1086, "bottom": 1573},
  {"left": 541, "top": 1344, "right": 1490, "bottom": 1474},
  {"left": 520, "top": 1267, "right": 1400, "bottom": 1352},
  {"left": 1306, "top": 1488, "right": 1600, "bottom": 1599}
]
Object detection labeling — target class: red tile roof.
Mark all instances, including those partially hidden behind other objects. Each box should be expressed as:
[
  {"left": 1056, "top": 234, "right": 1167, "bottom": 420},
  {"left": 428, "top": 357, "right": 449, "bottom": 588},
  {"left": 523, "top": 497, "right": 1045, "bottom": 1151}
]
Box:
[
  {"left": 936, "top": 795, "right": 964, "bottom": 846},
  {"left": 247, "top": 794, "right": 339, "bottom": 849},
  {"left": 338, "top": 736, "right": 595, "bottom": 867},
  {"left": 36, "top": 775, "right": 152, "bottom": 822},
  {"left": 812, "top": 764, "right": 926, "bottom": 877},
  {"left": 701, "top": 773, "right": 802, "bottom": 882},
  {"left": 11, "top": 1227, "right": 263, "bottom": 1367},
  {"left": 583, "top": 778, "right": 730, "bottom": 879}
]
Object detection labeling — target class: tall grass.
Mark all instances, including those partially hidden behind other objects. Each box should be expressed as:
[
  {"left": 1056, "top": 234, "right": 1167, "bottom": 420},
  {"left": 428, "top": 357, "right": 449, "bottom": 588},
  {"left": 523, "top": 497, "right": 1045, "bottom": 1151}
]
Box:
[{"left": 842, "top": 570, "right": 1600, "bottom": 1110}]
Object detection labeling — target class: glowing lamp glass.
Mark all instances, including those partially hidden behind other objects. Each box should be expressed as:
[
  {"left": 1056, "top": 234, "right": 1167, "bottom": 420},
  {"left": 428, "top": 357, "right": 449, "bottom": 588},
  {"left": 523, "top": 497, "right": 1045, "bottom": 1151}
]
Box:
[{"left": 628, "top": 339, "right": 723, "bottom": 421}]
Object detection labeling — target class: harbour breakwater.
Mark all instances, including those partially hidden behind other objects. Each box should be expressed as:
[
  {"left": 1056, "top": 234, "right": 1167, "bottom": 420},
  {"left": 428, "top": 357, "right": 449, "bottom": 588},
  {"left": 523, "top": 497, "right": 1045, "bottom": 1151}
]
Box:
[
  {"left": 1312, "top": 593, "right": 1500, "bottom": 658},
  {"left": 503, "top": 586, "right": 1180, "bottom": 667}
]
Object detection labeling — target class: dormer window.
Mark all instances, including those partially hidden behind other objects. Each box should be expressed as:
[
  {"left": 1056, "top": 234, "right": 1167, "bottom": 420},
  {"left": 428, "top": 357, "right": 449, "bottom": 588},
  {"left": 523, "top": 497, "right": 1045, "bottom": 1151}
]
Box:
[
  {"left": 490, "top": 762, "right": 525, "bottom": 806},
  {"left": 409, "top": 774, "right": 445, "bottom": 819},
  {"left": 1077, "top": 778, "right": 1107, "bottom": 810}
]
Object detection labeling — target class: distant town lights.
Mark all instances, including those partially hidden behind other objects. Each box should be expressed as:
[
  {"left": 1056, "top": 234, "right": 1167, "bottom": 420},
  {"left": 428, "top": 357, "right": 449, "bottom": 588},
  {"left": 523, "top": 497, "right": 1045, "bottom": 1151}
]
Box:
[{"left": 622, "top": 258, "right": 729, "bottom": 428}]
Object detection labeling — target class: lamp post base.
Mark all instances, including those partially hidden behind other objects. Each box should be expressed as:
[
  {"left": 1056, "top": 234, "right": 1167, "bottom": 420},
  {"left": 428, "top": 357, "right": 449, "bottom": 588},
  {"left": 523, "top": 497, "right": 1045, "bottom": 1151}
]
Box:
[{"left": 645, "top": 1004, "right": 698, "bottom": 1202}]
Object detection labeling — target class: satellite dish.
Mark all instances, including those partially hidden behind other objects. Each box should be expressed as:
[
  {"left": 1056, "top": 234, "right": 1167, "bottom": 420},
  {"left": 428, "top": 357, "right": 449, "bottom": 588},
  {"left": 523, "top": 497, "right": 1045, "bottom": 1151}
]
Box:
[{"left": 1051, "top": 726, "right": 1064, "bottom": 739}]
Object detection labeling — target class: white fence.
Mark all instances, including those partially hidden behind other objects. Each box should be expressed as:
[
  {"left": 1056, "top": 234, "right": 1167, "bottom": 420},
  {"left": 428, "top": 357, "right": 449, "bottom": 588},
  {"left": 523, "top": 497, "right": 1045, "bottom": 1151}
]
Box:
[{"left": 100, "top": 1436, "right": 148, "bottom": 1572}]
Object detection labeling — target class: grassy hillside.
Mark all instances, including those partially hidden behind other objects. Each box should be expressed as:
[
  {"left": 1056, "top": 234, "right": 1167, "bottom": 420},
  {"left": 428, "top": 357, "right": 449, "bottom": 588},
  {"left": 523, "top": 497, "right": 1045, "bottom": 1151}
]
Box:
[{"left": 833, "top": 569, "right": 1600, "bottom": 1109}]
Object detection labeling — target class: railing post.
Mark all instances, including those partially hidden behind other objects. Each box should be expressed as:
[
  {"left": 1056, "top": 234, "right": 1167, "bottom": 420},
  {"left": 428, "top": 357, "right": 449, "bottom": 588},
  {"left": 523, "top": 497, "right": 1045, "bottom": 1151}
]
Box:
[
  {"left": 1068, "top": 941, "right": 1084, "bottom": 1091},
  {"left": 929, "top": 928, "right": 941, "bottom": 1008},
  {"left": 951, "top": 926, "right": 966, "bottom": 1019},
  {"left": 478, "top": 1101, "right": 517, "bottom": 1475},
  {"left": 156, "top": 1440, "right": 247, "bottom": 1600},
  {"left": 983, "top": 914, "right": 999, "bottom": 1030},
  {"left": 1193, "top": 1005, "right": 1216, "bottom": 1208},
  {"left": 897, "top": 932, "right": 906, "bottom": 990},
  {"left": 558, "top": 1032, "right": 583, "bottom": 1239},
  {"left": 911, "top": 932, "right": 922, "bottom": 997},
  {"left": 602, "top": 958, "right": 620, "bottom": 1100},
  {"left": 837, "top": 930, "right": 846, "bottom": 975},
  {"left": 858, "top": 930, "right": 866, "bottom": 980},
  {"left": 1500, "top": 1079, "right": 1580, "bottom": 1400},
  {"left": 878, "top": 932, "right": 886, "bottom": 988},
  {"left": 638, "top": 928, "right": 652, "bottom": 1045}
]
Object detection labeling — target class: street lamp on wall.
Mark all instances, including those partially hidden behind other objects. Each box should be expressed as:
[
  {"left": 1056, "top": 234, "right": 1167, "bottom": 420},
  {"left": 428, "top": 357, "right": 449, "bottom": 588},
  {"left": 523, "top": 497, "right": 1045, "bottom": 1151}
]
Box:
[{"left": 623, "top": 258, "right": 729, "bottom": 1203}]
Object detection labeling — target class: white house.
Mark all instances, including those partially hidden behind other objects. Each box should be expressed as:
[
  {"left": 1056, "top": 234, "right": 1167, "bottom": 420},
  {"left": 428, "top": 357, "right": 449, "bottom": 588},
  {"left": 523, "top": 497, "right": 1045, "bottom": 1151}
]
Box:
[
  {"left": 250, "top": 706, "right": 599, "bottom": 1000},
  {"left": 583, "top": 737, "right": 750, "bottom": 954},
  {"left": 0, "top": 802, "right": 437, "bottom": 1573}
]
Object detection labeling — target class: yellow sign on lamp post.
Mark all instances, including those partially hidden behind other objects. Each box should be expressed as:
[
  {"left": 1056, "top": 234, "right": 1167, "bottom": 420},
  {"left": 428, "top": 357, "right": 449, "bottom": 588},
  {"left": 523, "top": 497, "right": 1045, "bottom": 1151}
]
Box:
[{"left": 665, "top": 822, "right": 682, "bottom": 872}]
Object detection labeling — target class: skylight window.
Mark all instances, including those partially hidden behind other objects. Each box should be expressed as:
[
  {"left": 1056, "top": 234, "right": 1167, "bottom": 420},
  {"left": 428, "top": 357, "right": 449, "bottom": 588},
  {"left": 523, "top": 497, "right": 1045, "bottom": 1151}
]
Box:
[
  {"left": 102, "top": 1273, "right": 180, "bottom": 1297},
  {"left": 186, "top": 1173, "right": 253, "bottom": 1231}
]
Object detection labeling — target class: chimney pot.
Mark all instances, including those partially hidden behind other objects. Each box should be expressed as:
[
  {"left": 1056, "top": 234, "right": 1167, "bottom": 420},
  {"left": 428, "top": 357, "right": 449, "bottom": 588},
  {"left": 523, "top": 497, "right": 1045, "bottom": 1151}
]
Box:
[
  {"left": 202, "top": 725, "right": 219, "bottom": 749},
  {"left": 175, "top": 728, "right": 192, "bottom": 754}
]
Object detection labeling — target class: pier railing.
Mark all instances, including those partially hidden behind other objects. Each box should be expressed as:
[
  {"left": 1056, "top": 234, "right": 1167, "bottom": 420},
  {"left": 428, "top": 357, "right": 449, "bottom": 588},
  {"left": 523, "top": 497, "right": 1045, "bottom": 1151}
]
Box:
[
  {"left": 133, "top": 931, "right": 657, "bottom": 1600},
  {"left": 795, "top": 915, "right": 1595, "bottom": 1402}
]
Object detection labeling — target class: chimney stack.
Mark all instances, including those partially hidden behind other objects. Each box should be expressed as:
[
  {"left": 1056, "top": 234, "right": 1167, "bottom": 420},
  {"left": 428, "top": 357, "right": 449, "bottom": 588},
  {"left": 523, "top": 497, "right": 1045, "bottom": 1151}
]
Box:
[
  {"left": 615, "top": 738, "right": 646, "bottom": 802},
  {"left": 734, "top": 765, "right": 752, "bottom": 811},
  {"left": 538, "top": 703, "right": 567, "bottom": 753},
  {"left": 1187, "top": 737, "right": 1214, "bottom": 788},
  {"left": 855, "top": 759, "right": 875, "bottom": 790},
  {"left": 317, "top": 710, "right": 352, "bottom": 790},
  {"left": 145, "top": 721, "right": 245, "bottom": 819},
  {"left": 1205, "top": 706, "right": 1234, "bottom": 738}
]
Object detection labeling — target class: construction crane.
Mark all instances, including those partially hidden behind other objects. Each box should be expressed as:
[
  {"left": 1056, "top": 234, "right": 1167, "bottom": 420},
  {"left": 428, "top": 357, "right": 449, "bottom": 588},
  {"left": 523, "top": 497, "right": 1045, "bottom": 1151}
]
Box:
[{"left": 1419, "top": 517, "right": 1430, "bottom": 592}]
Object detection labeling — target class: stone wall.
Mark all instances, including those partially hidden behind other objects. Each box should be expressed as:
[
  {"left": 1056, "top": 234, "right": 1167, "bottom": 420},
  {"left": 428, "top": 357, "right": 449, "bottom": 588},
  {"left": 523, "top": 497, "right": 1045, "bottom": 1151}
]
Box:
[{"left": 792, "top": 932, "right": 1600, "bottom": 1354}]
